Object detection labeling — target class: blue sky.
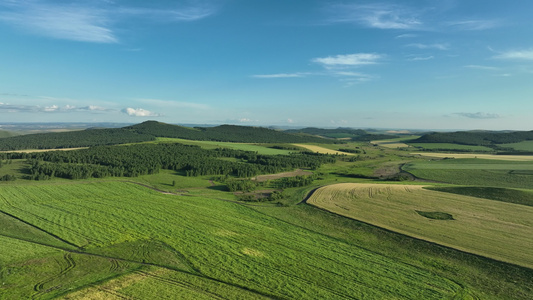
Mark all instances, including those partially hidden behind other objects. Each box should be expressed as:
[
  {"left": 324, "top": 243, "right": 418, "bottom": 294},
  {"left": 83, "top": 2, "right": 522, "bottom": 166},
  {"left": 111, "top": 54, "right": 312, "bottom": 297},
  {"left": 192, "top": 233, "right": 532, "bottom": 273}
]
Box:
[{"left": 1, "top": 0, "right": 532, "bottom": 130}]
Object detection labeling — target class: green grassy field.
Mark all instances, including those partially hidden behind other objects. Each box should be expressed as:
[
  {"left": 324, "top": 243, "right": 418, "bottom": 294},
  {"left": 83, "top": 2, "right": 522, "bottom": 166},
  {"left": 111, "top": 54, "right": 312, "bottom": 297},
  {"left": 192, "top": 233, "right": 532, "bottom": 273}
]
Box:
[
  {"left": 0, "top": 181, "right": 471, "bottom": 299},
  {"left": 307, "top": 183, "right": 533, "bottom": 269},
  {"left": 409, "top": 143, "right": 494, "bottom": 152},
  {"left": 156, "top": 138, "right": 295, "bottom": 155},
  {"left": 497, "top": 140, "right": 533, "bottom": 151},
  {"left": 403, "top": 158, "right": 533, "bottom": 188}
]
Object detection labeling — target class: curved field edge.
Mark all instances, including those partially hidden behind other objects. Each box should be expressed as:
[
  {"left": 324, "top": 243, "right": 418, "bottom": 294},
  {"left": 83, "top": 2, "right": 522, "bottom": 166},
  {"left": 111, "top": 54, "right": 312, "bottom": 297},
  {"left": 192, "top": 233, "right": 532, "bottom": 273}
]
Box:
[
  {"left": 307, "top": 183, "right": 533, "bottom": 269},
  {"left": 0, "top": 181, "right": 466, "bottom": 299}
]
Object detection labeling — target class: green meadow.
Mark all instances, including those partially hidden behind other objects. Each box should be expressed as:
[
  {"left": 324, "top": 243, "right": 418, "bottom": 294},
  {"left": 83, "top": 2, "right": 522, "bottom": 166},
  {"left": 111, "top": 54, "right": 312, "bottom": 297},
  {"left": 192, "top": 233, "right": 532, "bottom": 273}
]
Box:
[{"left": 0, "top": 181, "right": 470, "bottom": 299}]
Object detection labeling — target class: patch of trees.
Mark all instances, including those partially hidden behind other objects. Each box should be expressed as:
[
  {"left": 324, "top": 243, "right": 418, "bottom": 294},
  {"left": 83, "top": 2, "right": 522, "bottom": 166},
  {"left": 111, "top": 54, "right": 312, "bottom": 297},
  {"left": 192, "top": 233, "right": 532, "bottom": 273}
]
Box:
[
  {"left": 412, "top": 130, "right": 533, "bottom": 146},
  {"left": 0, "top": 174, "right": 16, "bottom": 181},
  {"left": 20, "top": 143, "right": 336, "bottom": 180},
  {"left": 337, "top": 148, "right": 361, "bottom": 154},
  {"left": 271, "top": 175, "right": 317, "bottom": 188}
]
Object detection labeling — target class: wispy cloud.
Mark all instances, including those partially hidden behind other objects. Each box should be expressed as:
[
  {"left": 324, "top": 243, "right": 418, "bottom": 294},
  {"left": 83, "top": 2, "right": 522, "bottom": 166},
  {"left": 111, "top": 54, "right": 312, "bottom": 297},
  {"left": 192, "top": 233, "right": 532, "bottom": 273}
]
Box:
[
  {"left": 122, "top": 107, "right": 160, "bottom": 117},
  {"left": 464, "top": 65, "right": 499, "bottom": 71},
  {"left": 455, "top": 112, "right": 500, "bottom": 119},
  {"left": 119, "top": 4, "right": 216, "bottom": 22},
  {"left": 396, "top": 33, "right": 417, "bottom": 39},
  {"left": 312, "top": 53, "right": 384, "bottom": 68},
  {"left": 326, "top": 3, "right": 422, "bottom": 30},
  {"left": 0, "top": 1, "right": 217, "bottom": 43},
  {"left": 408, "top": 56, "right": 434, "bottom": 61},
  {"left": 406, "top": 43, "right": 449, "bottom": 50},
  {"left": 0, "top": 1, "right": 116, "bottom": 43},
  {"left": 493, "top": 49, "right": 533, "bottom": 60},
  {"left": 446, "top": 19, "right": 500, "bottom": 31},
  {"left": 252, "top": 73, "right": 307, "bottom": 79}
]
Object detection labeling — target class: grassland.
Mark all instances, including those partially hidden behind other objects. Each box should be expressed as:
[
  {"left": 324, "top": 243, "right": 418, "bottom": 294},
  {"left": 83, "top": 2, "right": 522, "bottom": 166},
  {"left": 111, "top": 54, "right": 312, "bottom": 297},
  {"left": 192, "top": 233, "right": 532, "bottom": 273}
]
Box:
[
  {"left": 497, "top": 140, "right": 533, "bottom": 151},
  {"left": 0, "top": 181, "right": 469, "bottom": 299},
  {"left": 411, "top": 152, "right": 533, "bottom": 161},
  {"left": 403, "top": 158, "right": 533, "bottom": 188},
  {"left": 2, "top": 136, "right": 533, "bottom": 299},
  {"left": 156, "top": 138, "right": 295, "bottom": 155},
  {"left": 307, "top": 183, "right": 533, "bottom": 269},
  {"left": 409, "top": 143, "right": 494, "bottom": 152}
]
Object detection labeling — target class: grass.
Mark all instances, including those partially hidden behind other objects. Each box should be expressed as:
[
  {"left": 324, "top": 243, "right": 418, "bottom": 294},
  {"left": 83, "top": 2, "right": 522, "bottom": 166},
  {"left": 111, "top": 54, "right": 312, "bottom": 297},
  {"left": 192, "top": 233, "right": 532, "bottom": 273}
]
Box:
[
  {"left": 426, "top": 186, "right": 533, "bottom": 207},
  {"left": 403, "top": 159, "right": 533, "bottom": 189},
  {"left": 254, "top": 202, "right": 533, "bottom": 300},
  {"left": 497, "top": 140, "right": 533, "bottom": 151},
  {"left": 409, "top": 143, "right": 494, "bottom": 152},
  {"left": 155, "top": 138, "right": 295, "bottom": 155},
  {"left": 0, "top": 181, "right": 469, "bottom": 299},
  {"left": 411, "top": 152, "right": 533, "bottom": 161},
  {"left": 307, "top": 183, "right": 533, "bottom": 269}
]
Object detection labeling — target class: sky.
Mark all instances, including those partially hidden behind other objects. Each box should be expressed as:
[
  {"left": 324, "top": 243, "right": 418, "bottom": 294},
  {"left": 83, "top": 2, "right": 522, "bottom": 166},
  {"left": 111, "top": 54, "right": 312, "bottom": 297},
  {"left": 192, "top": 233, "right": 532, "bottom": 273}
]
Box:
[{"left": 0, "top": 0, "right": 532, "bottom": 130}]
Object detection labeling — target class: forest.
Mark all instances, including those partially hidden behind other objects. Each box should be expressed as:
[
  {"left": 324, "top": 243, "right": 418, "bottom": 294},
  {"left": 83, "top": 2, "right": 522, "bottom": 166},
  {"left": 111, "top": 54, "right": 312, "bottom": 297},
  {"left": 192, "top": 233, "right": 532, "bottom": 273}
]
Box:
[{"left": 6, "top": 143, "right": 336, "bottom": 180}]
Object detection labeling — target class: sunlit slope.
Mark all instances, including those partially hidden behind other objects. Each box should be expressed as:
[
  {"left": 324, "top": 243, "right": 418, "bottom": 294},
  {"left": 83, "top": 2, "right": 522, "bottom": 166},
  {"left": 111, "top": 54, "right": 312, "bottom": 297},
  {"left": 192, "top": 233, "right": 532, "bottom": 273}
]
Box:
[
  {"left": 308, "top": 183, "right": 533, "bottom": 268},
  {"left": 0, "top": 182, "right": 465, "bottom": 299}
]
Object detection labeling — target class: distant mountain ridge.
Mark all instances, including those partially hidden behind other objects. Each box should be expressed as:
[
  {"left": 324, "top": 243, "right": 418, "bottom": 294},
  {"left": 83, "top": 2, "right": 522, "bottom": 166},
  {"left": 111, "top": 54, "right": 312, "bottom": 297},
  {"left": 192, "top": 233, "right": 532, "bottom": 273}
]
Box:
[
  {"left": 0, "top": 121, "right": 330, "bottom": 150},
  {"left": 412, "top": 130, "right": 533, "bottom": 146}
]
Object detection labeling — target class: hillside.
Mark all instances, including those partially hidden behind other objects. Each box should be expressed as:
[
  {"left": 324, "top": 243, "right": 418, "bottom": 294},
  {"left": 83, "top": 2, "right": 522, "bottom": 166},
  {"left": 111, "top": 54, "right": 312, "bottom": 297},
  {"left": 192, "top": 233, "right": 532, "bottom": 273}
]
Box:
[
  {"left": 412, "top": 130, "right": 533, "bottom": 146},
  {"left": 286, "top": 127, "right": 399, "bottom": 141},
  {"left": 0, "top": 121, "right": 331, "bottom": 151},
  {"left": 0, "top": 128, "right": 155, "bottom": 151},
  {"left": 0, "top": 130, "right": 17, "bottom": 138},
  {"left": 127, "top": 121, "right": 331, "bottom": 143}
]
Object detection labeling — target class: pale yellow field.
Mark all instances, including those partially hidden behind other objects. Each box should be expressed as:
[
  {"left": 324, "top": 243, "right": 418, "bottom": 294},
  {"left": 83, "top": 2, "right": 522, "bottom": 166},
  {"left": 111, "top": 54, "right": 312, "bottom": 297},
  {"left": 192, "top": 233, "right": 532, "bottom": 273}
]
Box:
[
  {"left": 292, "top": 144, "right": 355, "bottom": 155},
  {"left": 411, "top": 152, "right": 533, "bottom": 161},
  {"left": 1, "top": 147, "right": 88, "bottom": 153},
  {"left": 371, "top": 141, "right": 410, "bottom": 148},
  {"left": 308, "top": 183, "right": 533, "bottom": 268}
]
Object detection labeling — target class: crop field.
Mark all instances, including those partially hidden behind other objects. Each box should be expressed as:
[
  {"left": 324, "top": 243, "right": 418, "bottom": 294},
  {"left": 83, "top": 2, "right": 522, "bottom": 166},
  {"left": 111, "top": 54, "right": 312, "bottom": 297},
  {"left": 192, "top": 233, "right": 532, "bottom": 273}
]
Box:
[
  {"left": 156, "top": 138, "right": 295, "bottom": 155},
  {"left": 292, "top": 144, "right": 355, "bottom": 155},
  {"left": 307, "top": 183, "right": 533, "bottom": 269},
  {"left": 408, "top": 143, "right": 494, "bottom": 152},
  {"left": 0, "top": 181, "right": 472, "bottom": 299},
  {"left": 403, "top": 158, "right": 533, "bottom": 188},
  {"left": 412, "top": 152, "right": 533, "bottom": 161}
]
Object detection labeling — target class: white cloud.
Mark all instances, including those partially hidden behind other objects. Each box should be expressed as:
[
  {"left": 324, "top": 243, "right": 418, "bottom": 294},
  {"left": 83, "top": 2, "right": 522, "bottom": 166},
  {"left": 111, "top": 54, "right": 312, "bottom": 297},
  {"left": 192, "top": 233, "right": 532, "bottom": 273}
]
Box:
[
  {"left": 0, "top": 102, "right": 114, "bottom": 113},
  {"left": 446, "top": 20, "right": 500, "bottom": 31},
  {"left": 0, "top": 2, "right": 117, "bottom": 43},
  {"left": 287, "top": 118, "right": 295, "bottom": 124},
  {"left": 408, "top": 56, "right": 434, "bottom": 61},
  {"left": 396, "top": 33, "right": 417, "bottom": 39},
  {"left": 327, "top": 3, "right": 421, "bottom": 30},
  {"left": 252, "top": 73, "right": 306, "bottom": 78},
  {"left": 312, "top": 53, "right": 383, "bottom": 68},
  {"left": 407, "top": 43, "right": 449, "bottom": 50},
  {"left": 122, "top": 107, "right": 160, "bottom": 117},
  {"left": 119, "top": 5, "right": 216, "bottom": 22},
  {"left": 239, "top": 118, "right": 253, "bottom": 123},
  {"left": 464, "top": 65, "right": 499, "bottom": 71},
  {"left": 493, "top": 49, "right": 533, "bottom": 61},
  {"left": 455, "top": 112, "right": 500, "bottom": 119}
]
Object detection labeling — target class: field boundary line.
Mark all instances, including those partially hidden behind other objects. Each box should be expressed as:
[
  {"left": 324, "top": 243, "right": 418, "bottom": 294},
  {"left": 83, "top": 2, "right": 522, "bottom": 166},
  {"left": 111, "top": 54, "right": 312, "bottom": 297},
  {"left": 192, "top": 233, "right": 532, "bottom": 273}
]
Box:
[{"left": 0, "top": 209, "right": 81, "bottom": 250}]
